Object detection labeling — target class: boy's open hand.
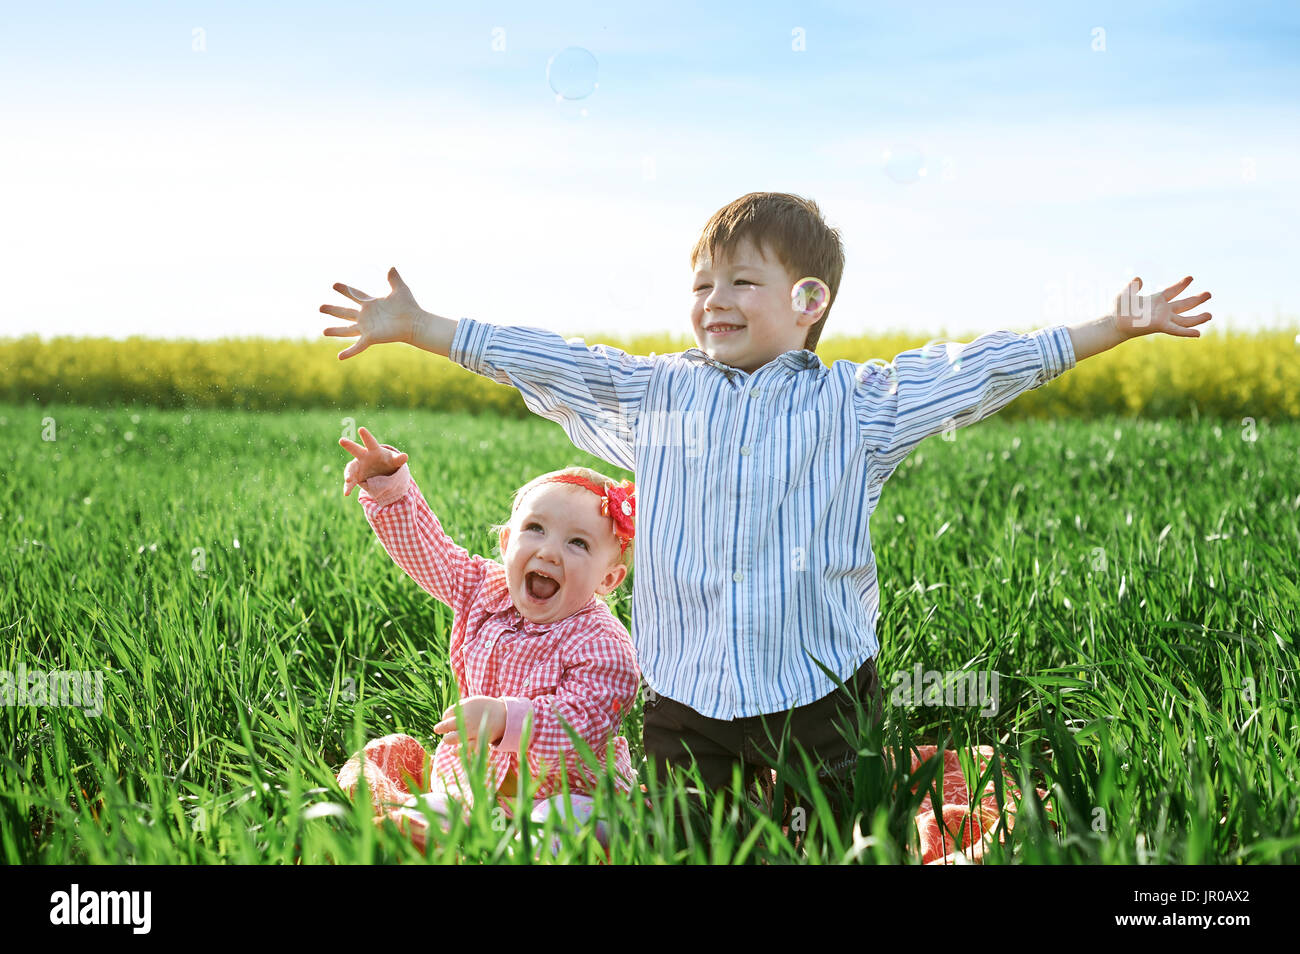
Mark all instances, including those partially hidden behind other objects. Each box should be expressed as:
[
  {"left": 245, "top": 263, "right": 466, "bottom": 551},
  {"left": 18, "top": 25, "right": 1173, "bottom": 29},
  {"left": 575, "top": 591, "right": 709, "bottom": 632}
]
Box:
[
  {"left": 321, "top": 267, "right": 423, "bottom": 360},
  {"left": 339, "top": 425, "right": 408, "bottom": 496},
  {"left": 1111, "top": 276, "right": 1212, "bottom": 340},
  {"left": 434, "top": 696, "right": 507, "bottom": 748}
]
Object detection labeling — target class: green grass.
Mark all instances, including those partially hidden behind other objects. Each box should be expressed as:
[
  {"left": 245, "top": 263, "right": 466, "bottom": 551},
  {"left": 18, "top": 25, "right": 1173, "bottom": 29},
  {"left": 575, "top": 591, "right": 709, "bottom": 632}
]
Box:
[{"left": 2, "top": 403, "right": 1298, "bottom": 864}]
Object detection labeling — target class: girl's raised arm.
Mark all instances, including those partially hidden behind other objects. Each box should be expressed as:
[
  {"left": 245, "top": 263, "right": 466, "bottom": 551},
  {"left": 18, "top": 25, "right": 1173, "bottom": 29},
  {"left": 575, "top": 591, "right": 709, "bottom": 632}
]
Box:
[{"left": 342, "top": 428, "right": 482, "bottom": 616}]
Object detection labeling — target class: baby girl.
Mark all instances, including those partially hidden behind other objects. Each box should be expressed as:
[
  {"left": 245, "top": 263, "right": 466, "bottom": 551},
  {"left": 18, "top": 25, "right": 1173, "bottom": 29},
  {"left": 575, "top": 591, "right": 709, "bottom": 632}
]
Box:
[{"left": 333, "top": 425, "right": 639, "bottom": 851}]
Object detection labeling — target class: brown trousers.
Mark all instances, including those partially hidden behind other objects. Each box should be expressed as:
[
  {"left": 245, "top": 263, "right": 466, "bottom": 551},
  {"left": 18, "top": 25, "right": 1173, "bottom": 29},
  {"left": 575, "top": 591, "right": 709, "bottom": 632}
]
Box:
[{"left": 642, "top": 655, "right": 884, "bottom": 828}]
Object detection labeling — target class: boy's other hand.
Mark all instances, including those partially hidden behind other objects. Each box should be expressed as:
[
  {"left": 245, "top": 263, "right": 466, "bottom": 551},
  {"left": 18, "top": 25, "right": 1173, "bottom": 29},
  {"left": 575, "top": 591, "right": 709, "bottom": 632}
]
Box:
[
  {"left": 321, "top": 267, "right": 423, "bottom": 360},
  {"left": 1110, "top": 276, "right": 1212, "bottom": 340},
  {"left": 339, "top": 425, "right": 408, "bottom": 496}
]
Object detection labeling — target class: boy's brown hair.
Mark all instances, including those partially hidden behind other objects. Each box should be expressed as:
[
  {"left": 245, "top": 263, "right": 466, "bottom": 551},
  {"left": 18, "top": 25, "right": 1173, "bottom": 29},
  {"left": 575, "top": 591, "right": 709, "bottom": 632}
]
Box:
[
  {"left": 689, "top": 192, "right": 846, "bottom": 353},
  {"left": 489, "top": 466, "right": 633, "bottom": 589}
]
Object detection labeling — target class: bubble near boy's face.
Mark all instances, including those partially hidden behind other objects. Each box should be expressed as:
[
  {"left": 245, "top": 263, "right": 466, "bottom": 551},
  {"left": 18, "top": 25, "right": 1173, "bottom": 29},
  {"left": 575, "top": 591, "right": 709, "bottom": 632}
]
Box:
[
  {"left": 791, "top": 277, "right": 829, "bottom": 315},
  {"left": 690, "top": 236, "right": 825, "bottom": 374},
  {"left": 498, "top": 483, "right": 627, "bottom": 625}
]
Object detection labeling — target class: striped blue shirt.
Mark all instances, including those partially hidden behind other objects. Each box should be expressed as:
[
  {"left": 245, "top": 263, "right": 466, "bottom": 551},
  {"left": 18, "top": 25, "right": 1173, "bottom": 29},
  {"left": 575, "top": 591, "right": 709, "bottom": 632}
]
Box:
[{"left": 449, "top": 318, "right": 1077, "bottom": 719}]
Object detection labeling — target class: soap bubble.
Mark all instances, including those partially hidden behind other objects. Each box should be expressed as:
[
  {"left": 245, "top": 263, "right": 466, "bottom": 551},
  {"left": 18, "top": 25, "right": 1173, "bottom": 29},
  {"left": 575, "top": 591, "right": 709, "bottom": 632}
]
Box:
[
  {"left": 547, "top": 47, "right": 598, "bottom": 100},
  {"left": 791, "top": 277, "right": 829, "bottom": 315},
  {"left": 856, "top": 358, "right": 898, "bottom": 395},
  {"left": 921, "top": 338, "right": 966, "bottom": 372},
  {"left": 882, "top": 143, "right": 926, "bottom": 185}
]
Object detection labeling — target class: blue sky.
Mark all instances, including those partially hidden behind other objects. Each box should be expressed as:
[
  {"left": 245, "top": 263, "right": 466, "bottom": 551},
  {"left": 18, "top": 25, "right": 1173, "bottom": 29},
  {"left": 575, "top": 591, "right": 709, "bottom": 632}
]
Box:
[{"left": 2, "top": 0, "right": 1297, "bottom": 342}]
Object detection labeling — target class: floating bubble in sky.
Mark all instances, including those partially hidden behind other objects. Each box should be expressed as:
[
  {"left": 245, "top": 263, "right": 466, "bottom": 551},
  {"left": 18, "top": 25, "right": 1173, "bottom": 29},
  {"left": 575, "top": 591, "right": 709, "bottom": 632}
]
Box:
[
  {"left": 791, "top": 277, "right": 829, "bottom": 316},
  {"left": 547, "top": 47, "right": 599, "bottom": 100},
  {"left": 882, "top": 144, "right": 926, "bottom": 185}
]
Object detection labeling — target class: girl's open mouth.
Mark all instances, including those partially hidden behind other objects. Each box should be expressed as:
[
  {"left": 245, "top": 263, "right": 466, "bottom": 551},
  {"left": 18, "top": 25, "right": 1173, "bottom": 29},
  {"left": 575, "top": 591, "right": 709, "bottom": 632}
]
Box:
[
  {"left": 706, "top": 324, "right": 744, "bottom": 336},
  {"left": 525, "top": 571, "right": 560, "bottom": 604}
]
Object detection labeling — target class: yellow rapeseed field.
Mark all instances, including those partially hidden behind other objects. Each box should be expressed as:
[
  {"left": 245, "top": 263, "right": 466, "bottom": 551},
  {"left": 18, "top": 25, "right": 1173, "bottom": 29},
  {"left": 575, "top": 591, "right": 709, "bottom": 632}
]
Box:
[{"left": 2, "top": 325, "right": 1297, "bottom": 420}]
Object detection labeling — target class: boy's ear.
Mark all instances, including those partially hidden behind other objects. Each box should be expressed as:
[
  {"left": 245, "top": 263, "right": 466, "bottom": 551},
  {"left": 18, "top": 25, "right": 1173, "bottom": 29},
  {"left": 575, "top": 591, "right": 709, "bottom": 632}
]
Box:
[
  {"left": 498, "top": 527, "right": 509, "bottom": 555},
  {"left": 795, "top": 302, "right": 827, "bottom": 329},
  {"left": 796, "top": 303, "right": 826, "bottom": 351}
]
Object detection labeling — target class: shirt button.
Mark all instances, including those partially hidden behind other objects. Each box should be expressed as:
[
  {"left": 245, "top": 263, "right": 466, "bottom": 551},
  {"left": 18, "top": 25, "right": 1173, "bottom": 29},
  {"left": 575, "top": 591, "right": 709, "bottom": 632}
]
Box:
[
  {"left": 749, "top": 387, "right": 761, "bottom": 398},
  {"left": 740, "top": 445, "right": 751, "bottom": 456},
  {"left": 733, "top": 571, "right": 743, "bottom": 582}
]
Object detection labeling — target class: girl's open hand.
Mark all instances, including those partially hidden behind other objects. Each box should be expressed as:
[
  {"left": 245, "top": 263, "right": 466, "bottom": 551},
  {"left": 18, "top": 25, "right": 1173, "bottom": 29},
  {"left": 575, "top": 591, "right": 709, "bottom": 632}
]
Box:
[
  {"left": 321, "top": 267, "right": 423, "bottom": 361},
  {"left": 434, "top": 696, "right": 507, "bottom": 748},
  {"left": 339, "top": 425, "right": 408, "bottom": 497},
  {"left": 1111, "top": 276, "right": 1213, "bottom": 340}
]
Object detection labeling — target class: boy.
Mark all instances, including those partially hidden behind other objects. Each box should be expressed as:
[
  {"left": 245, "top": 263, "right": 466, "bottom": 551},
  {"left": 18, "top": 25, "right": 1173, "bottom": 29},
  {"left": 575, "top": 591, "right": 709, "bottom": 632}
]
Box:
[{"left": 321, "top": 191, "right": 1212, "bottom": 821}]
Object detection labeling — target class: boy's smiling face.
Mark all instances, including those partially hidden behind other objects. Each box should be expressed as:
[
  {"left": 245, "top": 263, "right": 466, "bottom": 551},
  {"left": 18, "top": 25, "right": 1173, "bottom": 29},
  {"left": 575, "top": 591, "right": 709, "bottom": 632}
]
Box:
[
  {"left": 691, "top": 236, "right": 822, "bottom": 374},
  {"left": 498, "top": 483, "right": 627, "bottom": 625}
]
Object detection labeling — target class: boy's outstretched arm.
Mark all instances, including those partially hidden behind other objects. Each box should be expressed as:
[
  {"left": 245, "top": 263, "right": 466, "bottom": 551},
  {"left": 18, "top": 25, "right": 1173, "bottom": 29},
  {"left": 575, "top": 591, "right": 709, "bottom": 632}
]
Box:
[
  {"left": 321, "top": 268, "right": 655, "bottom": 472},
  {"left": 1068, "top": 276, "right": 1212, "bottom": 361},
  {"left": 447, "top": 319, "right": 656, "bottom": 473},
  {"left": 855, "top": 322, "right": 1075, "bottom": 476},
  {"left": 856, "top": 275, "right": 1213, "bottom": 480}
]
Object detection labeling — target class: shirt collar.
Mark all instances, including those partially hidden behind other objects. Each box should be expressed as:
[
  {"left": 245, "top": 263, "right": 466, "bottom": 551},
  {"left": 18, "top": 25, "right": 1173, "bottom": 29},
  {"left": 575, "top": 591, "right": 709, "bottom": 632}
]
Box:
[
  {"left": 777, "top": 349, "right": 825, "bottom": 372},
  {"left": 681, "top": 348, "right": 824, "bottom": 377}
]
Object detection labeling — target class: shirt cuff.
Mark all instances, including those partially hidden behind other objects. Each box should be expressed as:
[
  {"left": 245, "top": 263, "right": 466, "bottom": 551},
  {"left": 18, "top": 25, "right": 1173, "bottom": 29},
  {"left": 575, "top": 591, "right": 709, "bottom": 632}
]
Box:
[
  {"left": 448, "top": 316, "right": 491, "bottom": 376},
  {"left": 353, "top": 444, "right": 412, "bottom": 507},
  {"left": 495, "top": 697, "right": 535, "bottom": 754},
  {"left": 1030, "top": 325, "right": 1077, "bottom": 379}
]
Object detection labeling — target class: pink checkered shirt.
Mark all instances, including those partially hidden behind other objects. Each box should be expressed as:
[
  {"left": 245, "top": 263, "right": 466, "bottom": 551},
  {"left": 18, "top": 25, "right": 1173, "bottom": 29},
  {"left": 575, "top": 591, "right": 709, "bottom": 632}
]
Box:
[{"left": 348, "top": 447, "right": 639, "bottom": 806}]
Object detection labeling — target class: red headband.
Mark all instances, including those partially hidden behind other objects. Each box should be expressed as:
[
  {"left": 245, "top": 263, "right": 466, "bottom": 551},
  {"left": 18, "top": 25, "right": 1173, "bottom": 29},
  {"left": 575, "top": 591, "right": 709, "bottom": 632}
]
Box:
[{"left": 541, "top": 475, "right": 635, "bottom": 556}]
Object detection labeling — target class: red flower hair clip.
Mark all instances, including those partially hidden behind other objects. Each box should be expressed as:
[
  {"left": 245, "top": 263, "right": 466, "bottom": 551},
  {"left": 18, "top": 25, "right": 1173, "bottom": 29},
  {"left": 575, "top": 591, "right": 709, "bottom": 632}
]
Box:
[{"left": 544, "top": 475, "right": 636, "bottom": 555}]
